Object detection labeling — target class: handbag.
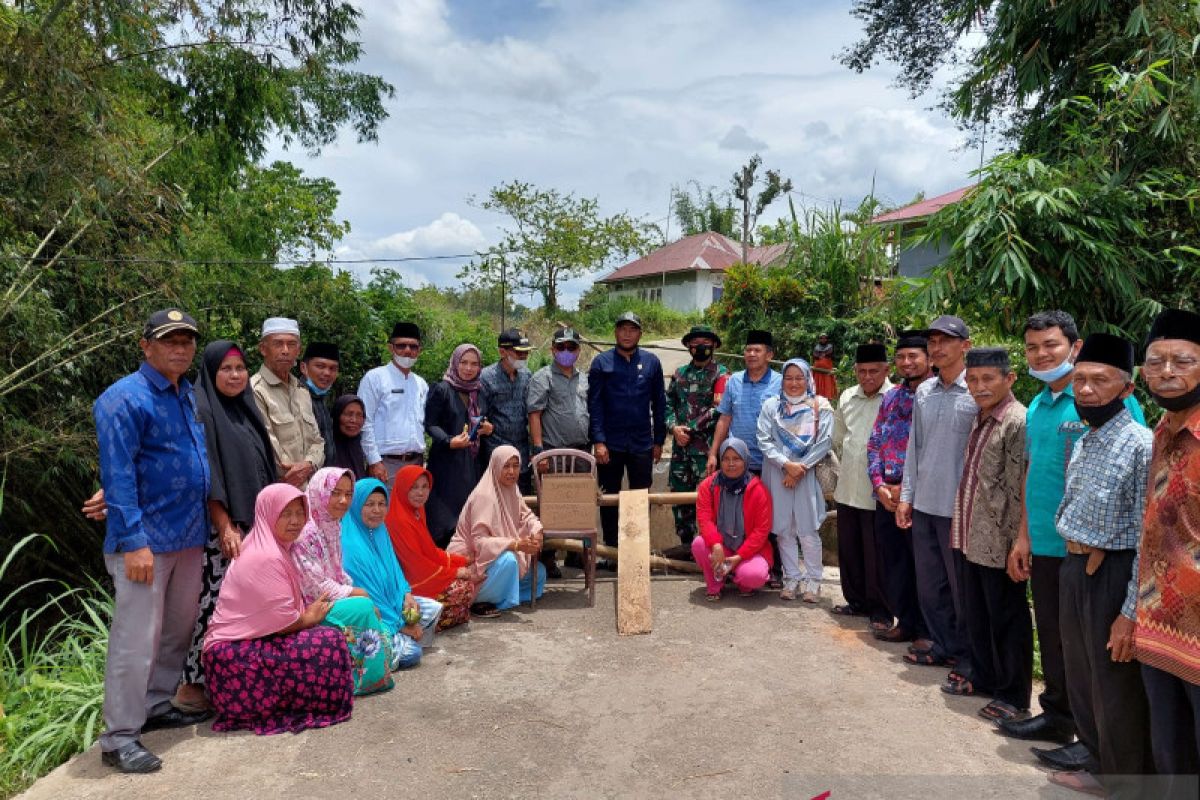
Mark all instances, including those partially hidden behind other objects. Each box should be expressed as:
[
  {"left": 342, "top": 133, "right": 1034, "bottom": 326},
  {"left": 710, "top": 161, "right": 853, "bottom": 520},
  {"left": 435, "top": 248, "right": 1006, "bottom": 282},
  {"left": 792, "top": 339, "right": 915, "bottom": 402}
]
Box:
[{"left": 809, "top": 399, "right": 839, "bottom": 497}]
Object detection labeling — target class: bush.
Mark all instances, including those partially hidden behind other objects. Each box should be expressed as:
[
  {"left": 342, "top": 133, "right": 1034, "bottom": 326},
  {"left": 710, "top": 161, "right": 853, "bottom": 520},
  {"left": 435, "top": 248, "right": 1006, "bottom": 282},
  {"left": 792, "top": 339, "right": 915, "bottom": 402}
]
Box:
[{"left": 0, "top": 537, "right": 109, "bottom": 797}]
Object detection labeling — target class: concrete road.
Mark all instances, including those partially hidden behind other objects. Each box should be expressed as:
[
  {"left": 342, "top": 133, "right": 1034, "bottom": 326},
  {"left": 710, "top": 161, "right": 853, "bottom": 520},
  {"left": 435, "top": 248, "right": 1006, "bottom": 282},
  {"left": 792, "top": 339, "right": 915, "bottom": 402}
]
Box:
[{"left": 22, "top": 571, "right": 1073, "bottom": 800}]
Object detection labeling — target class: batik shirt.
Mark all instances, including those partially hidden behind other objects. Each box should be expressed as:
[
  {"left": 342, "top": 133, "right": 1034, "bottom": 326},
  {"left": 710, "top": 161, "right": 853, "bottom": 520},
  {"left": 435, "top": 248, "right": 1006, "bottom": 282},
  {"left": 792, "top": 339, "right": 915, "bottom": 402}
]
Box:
[
  {"left": 867, "top": 380, "right": 918, "bottom": 488},
  {"left": 666, "top": 361, "right": 728, "bottom": 456},
  {"left": 1135, "top": 406, "right": 1200, "bottom": 685},
  {"left": 950, "top": 395, "right": 1026, "bottom": 569}
]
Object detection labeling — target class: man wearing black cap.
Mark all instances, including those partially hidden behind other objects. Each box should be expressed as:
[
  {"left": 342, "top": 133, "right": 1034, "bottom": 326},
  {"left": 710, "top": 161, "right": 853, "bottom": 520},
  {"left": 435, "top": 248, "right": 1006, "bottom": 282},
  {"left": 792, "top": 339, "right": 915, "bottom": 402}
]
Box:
[
  {"left": 666, "top": 325, "right": 728, "bottom": 544},
  {"left": 868, "top": 333, "right": 934, "bottom": 646},
  {"left": 299, "top": 341, "right": 341, "bottom": 466},
  {"left": 481, "top": 328, "right": 534, "bottom": 494},
  {"left": 358, "top": 322, "right": 429, "bottom": 484},
  {"left": 528, "top": 326, "right": 590, "bottom": 456},
  {"left": 1134, "top": 308, "right": 1200, "bottom": 797},
  {"left": 588, "top": 311, "right": 667, "bottom": 554},
  {"left": 1042, "top": 333, "right": 1154, "bottom": 796},
  {"left": 94, "top": 309, "right": 212, "bottom": 773},
  {"left": 950, "top": 347, "right": 1033, "bottom": 722},
  {"left": 896, "top": 315, "right": 976, "bottom": 675},
  {"left": 830, "top": 343, "right": 893, "bottom": 626}
]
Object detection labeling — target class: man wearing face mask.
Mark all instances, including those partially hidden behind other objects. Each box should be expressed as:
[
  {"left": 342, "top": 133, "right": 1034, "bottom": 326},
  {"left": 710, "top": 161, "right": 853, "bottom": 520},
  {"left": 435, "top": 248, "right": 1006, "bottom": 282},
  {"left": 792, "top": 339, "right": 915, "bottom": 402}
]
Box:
[
  {"left": 358, "top": 322, "right": 429, "bottom": 485},
  {"left": 1134, "top": 308, "right": 1200, "bottom": 798},
  {"left": 299, "top": 341, "right": 341, "bottom": 467},
  {"left": 588, "top": 311, "right": 667, "bottom": 555},
  {"left": 1043, "top": 333, "right": 1154, "bottom": 798},
  {"left": 665, "top": 325, "right": 728, "bottom": 544},
  {"left": 480, "top": 328, "right": 535, "bottom": 494},
  {"left": 1001, "top": 311, "right": 1144, "bottom": 761},
  {"left": 528, "top": 327, "right": 590, "bottom": 457}
]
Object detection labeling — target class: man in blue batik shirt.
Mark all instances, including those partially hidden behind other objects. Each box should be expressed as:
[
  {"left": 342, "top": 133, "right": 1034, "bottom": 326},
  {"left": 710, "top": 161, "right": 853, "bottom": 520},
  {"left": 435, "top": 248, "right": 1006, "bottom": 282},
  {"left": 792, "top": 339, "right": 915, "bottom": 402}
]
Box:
[{"left": 94, "top": 309, "right": 212, "bottom": 773}]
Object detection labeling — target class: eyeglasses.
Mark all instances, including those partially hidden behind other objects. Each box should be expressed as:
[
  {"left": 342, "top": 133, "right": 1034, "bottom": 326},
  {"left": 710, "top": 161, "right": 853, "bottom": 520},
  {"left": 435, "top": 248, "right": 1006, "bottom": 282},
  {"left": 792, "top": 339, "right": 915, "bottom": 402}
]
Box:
[
  {"left": 1143, "top": 355, "right": 1200, "bottom": 375},
  {"left": 391, "top": 342, "right": 420, "bottom": 352},
  {"left": 553, "top": 343, "right": 579, "bottom": 352}
]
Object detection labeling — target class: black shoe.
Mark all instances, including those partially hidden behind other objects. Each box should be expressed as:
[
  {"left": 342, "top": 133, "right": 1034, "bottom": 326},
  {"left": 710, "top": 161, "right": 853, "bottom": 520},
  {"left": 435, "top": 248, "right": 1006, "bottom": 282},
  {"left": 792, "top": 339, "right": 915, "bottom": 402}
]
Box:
[
  {"left": 101, "top": 740, "right": 162, "bottom": 773},
  {"left": 1031, "top": 740, "right": 1091, "bottom": 771},
  {"left": 998, "top": 713, "right": 1075, "bottom": 744},
  {"left": 597, "top": 559, "right": 618, "bottom": 573},
  {"left": 141, "top": 706, "right": 213, "bottom": 733},
  {"left": 563, "top": 552, "right": 583, "bottom": 569},
  {"left": 543, "top": 560, "right": 563, "bottom": 579}
]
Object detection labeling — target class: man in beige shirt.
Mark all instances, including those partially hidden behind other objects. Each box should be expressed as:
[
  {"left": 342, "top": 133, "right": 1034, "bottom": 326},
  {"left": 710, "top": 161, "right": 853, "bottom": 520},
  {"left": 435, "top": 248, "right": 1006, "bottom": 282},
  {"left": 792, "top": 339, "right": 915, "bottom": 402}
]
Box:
[
  {"left": 251, "top": 317, "right": 325, "bottom": 487},
  {"left": 831, "top": 343, "right": 893, "bottom": 628}
]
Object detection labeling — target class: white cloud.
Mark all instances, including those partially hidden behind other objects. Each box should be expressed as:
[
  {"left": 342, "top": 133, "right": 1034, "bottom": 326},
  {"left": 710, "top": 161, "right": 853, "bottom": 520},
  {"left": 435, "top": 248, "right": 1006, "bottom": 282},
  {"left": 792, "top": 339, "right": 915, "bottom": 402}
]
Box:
[{"left": 367, "top": 212, "right": 488, "bottom": 258}]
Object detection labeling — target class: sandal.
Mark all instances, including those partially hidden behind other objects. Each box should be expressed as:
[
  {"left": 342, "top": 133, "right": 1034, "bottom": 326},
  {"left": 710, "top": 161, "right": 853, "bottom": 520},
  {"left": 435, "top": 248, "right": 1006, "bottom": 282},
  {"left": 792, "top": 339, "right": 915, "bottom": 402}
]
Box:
[
  {"left": 903, "top": 651, "right": 949, "bottom": 667},
  {"left": 869, "top": 619, "right": 892, "bottom": 632},
  {"left": 706, "top": 592, "right": 721, "bottom": 602},
  {"left": 738, "top": 589, "right": 755, "bottom": 598},
  {"left": 908, "top": 638, "right": 935, "bottom": 654},
  {"left": 940, "top": 672, "right": 976, "bottom": 696},
  {"left": 978, "top": 700, "right": 1025, "bottom": 722},
  {"left": 470, "top": 602, "right": 501, "bottom": 618},
  {"left": 831, "top": 604, "right": 866, "bottom": 617},
  {"left": 780, "top": 586, "right": 796, "bottom": 601}
]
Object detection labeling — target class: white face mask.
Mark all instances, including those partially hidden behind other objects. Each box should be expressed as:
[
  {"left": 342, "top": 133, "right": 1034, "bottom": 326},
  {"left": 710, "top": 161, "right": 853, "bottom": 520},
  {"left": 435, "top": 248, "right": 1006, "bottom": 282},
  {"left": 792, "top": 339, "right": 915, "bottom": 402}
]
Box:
[
  {"left": 783, "top": 393, "right": 807, "bottom": 404},
  {"left": 506, "top": 355, "right": 527, "bottom": 371},
  {"left": 393, "top": 355, "right": 416, "bottom": 370}
]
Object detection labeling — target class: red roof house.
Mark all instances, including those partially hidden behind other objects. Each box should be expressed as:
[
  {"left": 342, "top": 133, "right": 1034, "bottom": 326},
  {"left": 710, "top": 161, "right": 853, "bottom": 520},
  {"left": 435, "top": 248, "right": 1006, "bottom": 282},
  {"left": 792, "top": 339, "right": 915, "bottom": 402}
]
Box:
[
  {"left": 595, "top": 232, "right": 789, "bottom": 312},
  {"left": 869, "top": 185, "right": 976, "bottom": 278}
]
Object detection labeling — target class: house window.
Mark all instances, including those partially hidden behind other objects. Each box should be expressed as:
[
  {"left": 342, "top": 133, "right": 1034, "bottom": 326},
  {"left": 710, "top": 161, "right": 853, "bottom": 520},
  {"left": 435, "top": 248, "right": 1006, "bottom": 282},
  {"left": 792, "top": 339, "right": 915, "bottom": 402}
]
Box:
[{"left": 712, "top": 286, "right": 724, "bottom": 302}]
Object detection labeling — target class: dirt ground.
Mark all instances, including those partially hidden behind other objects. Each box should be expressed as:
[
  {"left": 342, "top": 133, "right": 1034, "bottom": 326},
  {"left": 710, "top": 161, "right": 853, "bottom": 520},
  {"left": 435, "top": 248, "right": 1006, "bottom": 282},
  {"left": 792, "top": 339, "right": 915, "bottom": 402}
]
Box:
[{"left": 22, "top": 568, "right": 1078, "bottom": 800}]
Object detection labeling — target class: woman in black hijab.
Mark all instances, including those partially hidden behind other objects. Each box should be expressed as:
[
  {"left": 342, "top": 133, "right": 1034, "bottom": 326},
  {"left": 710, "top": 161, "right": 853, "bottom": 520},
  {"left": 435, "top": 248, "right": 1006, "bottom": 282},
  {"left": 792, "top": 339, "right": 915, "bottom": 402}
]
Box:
[
  {"left": 330, "top": 394, "right": 369, "bottom": 479},
  {"left": 176, "top": 340, "right": 277, "bottom": 710}
]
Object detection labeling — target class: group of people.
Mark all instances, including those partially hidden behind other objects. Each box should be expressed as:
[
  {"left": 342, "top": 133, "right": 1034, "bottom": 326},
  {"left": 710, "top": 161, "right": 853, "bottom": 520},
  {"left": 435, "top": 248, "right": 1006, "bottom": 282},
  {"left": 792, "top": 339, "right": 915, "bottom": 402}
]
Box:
[
  {"left": 89, "top": 303, "right": 1200, "bottom": 797},
  {"left": 91, "top": 312, "right": 552, "bottom": 773},
  {"left": 816, "top": 309, "right": 1200, "bottom": 798}
]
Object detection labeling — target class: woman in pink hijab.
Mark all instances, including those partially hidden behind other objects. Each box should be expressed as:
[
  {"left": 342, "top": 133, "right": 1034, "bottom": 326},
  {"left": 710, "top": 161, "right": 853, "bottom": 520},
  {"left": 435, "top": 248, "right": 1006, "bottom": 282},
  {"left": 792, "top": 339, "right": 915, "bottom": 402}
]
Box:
[
  {"left": 448, "top": 445, "right": 545, "bottom": 616},
  {"left": 202, "top": 484, "right": 355, "bottom": 734}
]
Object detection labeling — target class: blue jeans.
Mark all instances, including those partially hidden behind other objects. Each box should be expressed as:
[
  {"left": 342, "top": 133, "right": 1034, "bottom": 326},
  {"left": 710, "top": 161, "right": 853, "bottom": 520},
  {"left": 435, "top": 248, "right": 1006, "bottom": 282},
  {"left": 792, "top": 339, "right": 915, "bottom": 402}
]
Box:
[
  {"left": 474, "top": 551, "right": 545, "bottom": 610},
  {"left": 391, "top": 596, "right": 443, "bottom": 670}
]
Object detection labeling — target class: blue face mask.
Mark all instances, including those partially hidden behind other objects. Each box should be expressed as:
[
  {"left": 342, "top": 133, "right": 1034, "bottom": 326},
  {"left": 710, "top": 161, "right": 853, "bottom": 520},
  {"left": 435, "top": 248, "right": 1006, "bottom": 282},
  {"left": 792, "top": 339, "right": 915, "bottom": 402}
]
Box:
[
  {"left": 305, "top": 378, "right": 331, "bottom": 397},
  {"left": 1029, "top": 359, "right": 1074, "bottom": 383}
]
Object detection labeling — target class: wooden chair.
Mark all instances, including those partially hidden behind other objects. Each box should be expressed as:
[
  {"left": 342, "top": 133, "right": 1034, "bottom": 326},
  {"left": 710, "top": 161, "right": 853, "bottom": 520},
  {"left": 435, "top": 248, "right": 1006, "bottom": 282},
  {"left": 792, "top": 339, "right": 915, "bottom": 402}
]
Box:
[{"left": 529, "top": 448, "right": 599, "bottom": 608}]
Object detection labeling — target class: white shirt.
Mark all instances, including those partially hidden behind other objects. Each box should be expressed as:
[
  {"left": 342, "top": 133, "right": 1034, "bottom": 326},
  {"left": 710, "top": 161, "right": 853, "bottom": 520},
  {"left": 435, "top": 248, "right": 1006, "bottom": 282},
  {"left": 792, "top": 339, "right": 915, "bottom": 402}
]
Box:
[{"left": 357, "top": 363, "right": 429, "bottom": 463}]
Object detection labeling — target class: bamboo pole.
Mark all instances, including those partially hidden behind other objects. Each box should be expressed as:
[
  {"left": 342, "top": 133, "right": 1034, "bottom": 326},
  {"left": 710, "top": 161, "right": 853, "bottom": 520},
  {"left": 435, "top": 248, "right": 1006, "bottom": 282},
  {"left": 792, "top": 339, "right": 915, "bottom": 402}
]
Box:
[{"left": 542, "top": 537, "right": 703, "bottom": 574}]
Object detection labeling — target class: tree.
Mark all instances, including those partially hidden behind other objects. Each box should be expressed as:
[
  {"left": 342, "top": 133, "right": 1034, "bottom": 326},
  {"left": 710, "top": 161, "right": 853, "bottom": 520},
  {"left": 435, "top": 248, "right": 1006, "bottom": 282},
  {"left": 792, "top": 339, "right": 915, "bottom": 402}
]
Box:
[
  {"left": 731, "top": 154, "right": 793, "bottom": 264},
  {"left": 843, "top": 1, "right": 1200, "bottom": 338},
  {"left": 459, "top": 181, "right": 656, "bottom": 314},
  {"left": 671, "top": 182, "right": 737, "bottom": 238}
]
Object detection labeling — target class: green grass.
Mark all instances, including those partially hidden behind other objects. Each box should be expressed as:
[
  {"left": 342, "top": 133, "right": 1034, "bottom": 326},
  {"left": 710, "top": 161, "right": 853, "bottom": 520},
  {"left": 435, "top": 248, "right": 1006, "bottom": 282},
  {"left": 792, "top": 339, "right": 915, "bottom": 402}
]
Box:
[{"left": 0, "top": 535, "right": 109, "bottom": 798}]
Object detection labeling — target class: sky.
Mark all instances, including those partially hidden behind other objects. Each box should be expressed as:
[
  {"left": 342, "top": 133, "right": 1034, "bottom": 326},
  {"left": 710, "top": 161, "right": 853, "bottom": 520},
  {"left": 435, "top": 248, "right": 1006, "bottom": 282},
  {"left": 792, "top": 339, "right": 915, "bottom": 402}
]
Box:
[{"left": 271, "top": 0, "right": 982, "bottom": 307}]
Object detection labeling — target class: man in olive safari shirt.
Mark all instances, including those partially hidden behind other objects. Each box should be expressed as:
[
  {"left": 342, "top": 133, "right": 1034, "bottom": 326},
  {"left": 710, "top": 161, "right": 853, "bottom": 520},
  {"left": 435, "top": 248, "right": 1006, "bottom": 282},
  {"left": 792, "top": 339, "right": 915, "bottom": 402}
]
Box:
[{"left": 251, "top": 317, "right": 325, "bottom": 487}]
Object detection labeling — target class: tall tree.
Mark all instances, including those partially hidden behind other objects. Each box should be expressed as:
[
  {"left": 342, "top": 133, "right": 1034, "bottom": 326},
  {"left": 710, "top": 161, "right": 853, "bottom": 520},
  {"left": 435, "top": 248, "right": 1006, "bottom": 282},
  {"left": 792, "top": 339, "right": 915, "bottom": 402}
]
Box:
[
  {"left": 459, "top": 181, "right": 655, "bottom": 314},
  {"left": 731, "top": 155, "right": 793, "bottom": 264},
  {"left": 671, "top": 182, "right": 737, "bottom": 238}
]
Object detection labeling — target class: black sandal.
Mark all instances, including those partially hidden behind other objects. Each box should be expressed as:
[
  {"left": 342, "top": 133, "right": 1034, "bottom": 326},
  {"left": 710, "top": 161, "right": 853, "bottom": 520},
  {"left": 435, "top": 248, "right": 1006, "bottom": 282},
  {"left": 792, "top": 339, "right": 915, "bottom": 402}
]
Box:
[
  {"left": 831, "top": 604, "right": 867, "bottom": 617},
  {"left": 939, "top": 672, "right": 976, "bottom": 696},
  {"left": 903, "top": 651, "right": 949, "bottom": 667},
  {"left": 978, "top": 700, "right": 1024, "bottom": 722},
  {"left": 470, "top": 602, "right": 501, "bottom": 618}
]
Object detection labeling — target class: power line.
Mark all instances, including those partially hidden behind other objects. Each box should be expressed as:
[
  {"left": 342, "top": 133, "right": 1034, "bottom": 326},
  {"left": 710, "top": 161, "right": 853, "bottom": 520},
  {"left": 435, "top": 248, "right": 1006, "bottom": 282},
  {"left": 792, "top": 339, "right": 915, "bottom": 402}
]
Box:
[{"left": 0, "top": 252, "right": 499, "bottom": 266}]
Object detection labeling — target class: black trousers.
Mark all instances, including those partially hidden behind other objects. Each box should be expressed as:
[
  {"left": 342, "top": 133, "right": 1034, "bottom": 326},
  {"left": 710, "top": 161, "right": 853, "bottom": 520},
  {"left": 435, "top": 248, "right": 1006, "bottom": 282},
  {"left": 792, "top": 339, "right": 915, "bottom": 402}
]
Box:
[
  {"left": 836, "top": 503, "right": 888, "bottom": 620},
  {"left": 912, "top": 511, "right": 969, "bottom": 666},
  {"left": 1060, "top": 550, "right": 1153, "bottom": 793},
  {"left": 1030, "top": 554, "right": 1073, "bottom": 726},
  {"left": 597, "top": 449, "right": 653, "bottom": 547},
  {"left": 962, "top": 560, "right": 1033, "bottom": 707},
  {"left": 1141, "top": 663, "right": 1200, "bottom": 799},
  {"left": 874, "top": 503, "right": 927, "bottom": 638}
]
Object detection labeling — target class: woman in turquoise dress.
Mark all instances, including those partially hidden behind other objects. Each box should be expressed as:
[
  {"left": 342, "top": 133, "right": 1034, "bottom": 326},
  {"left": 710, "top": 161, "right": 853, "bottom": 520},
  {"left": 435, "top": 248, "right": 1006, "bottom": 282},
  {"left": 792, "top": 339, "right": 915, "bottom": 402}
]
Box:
[{"left": 342, "top": 479, "right": 443, "bottom": 669}]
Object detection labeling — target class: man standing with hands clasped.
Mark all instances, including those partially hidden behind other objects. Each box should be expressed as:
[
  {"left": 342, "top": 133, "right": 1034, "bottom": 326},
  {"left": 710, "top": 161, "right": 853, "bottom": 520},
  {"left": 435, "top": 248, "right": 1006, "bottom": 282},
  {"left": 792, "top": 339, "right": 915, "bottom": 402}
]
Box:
[
  {"left": 94, "top": 309, "right": 212, "bottom": 773},
  {"left": 587, "top": 312, "right": 666, "bottom": 560}
]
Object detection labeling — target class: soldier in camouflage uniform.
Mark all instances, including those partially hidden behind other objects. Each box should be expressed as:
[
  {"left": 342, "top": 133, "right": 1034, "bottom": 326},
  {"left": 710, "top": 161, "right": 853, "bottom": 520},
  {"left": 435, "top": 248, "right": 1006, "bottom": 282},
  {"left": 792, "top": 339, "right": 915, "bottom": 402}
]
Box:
[{"left": 666, "top": 325, "right": 728, "bottom": 543}]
